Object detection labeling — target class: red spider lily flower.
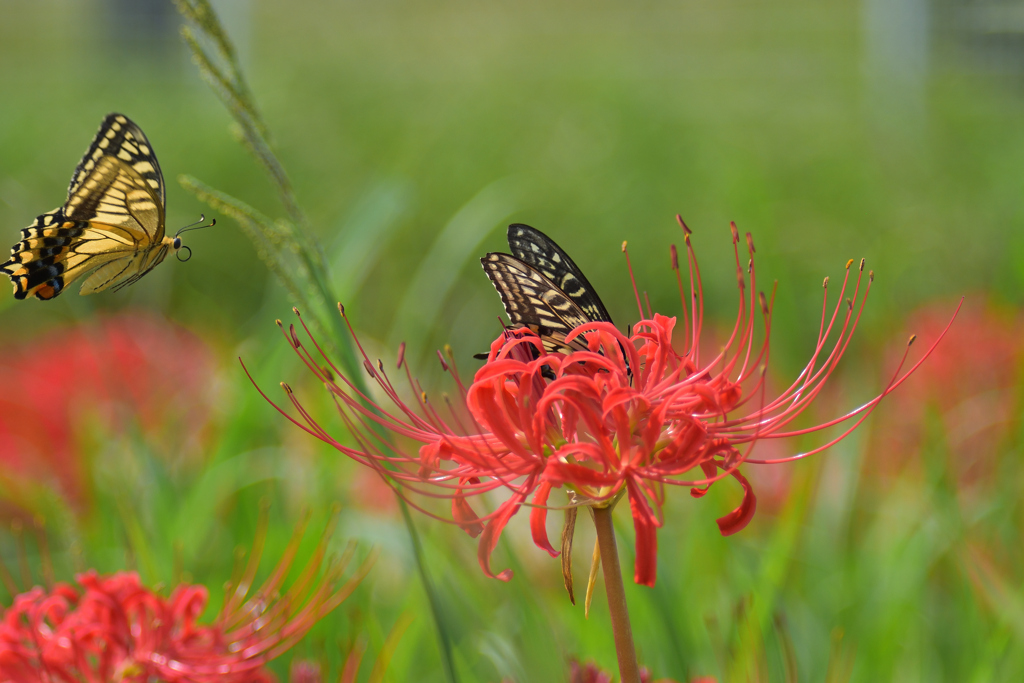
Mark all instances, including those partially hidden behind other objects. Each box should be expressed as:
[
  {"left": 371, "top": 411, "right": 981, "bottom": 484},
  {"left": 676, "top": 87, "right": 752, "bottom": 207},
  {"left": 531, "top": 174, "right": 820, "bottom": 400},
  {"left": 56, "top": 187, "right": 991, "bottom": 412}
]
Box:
[
  {"left": 252, "top": 219, "right": 955, "bottom": 587},
  {"left": 0, "top": 312, "right": 217, "bottom": 510},
  {"left": 0, "top": 513, "right": 373, "bottom": 683}
]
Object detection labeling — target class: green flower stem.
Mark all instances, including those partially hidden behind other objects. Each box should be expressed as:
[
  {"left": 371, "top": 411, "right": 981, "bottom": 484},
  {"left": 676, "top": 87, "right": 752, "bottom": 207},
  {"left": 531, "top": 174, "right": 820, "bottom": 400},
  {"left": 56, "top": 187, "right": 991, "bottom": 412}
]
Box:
[
  {"left": 399, "top": 495, "right": 459, "bottom": 683},
  {"left": 593, "top": 505, "right": 641, "bottom": 683}
]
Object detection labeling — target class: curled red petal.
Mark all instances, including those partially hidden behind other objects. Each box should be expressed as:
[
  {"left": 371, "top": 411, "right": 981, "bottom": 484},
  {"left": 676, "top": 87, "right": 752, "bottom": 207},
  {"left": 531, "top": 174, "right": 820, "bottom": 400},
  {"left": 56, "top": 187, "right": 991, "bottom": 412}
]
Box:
[
  {"left": 417, "top": 441, "right": 441, "bottom": 479},
  {"left": 477, "top": 488, "right": 528, "bottom": 581},
  {"left": 453, "top": 478, "right": 484, "bottom": 538},
  {"left": 690, "top": 485, "right": 710, "bottom": 499},
  {"left": 544, "top": 461, "right": 617, "bottom": 488},
  {"left": 466, "top": 383, "right": 532, "bottom": 460},
  {"left": 626, "top": 478, "right": 658, "bottom": 587},
  {"left": 716, "top": 470, "right": 757, "bottom": 536},
  {"left": 690, "top": 460, "right": 719, "bottom": 498},
  {"left": 716, "top": 381, "right": 742, "bottom": 412},
  {"left": 530, "top": 481, "right": 559, "bottom": 557}
]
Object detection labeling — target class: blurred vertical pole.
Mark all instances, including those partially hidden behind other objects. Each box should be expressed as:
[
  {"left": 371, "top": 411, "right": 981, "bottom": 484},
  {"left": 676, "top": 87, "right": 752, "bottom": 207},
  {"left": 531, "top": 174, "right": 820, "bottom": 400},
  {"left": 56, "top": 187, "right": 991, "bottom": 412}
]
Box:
[
  {"left": 208, "top": 0, "right": 252, "bottom": 72},
  {"left": 863, "top": 0, "right": 931, "bottom": 132},
  {"left": 103, "top": 0, "right": 178, "bottom": 60},
  {"left": 102, "top": 0, "right": 251, "bottom": 73}
]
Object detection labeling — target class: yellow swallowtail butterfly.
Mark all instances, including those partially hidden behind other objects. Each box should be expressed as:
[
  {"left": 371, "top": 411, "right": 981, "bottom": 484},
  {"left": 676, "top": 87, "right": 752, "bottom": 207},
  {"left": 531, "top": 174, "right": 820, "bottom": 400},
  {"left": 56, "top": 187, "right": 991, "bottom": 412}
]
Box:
[{"left": 1, "top": 113, "right": 213, "bottom": 301}]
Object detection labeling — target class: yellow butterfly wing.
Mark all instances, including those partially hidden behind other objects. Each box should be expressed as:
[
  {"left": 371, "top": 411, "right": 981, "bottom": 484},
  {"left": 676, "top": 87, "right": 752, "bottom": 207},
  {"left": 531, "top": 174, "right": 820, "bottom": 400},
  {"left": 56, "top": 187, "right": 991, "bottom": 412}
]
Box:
[
  {"left": 68, "top": 113, "right": 166, "bottom": 211},
  {"left": 1, "top": 114, "right": 174, "bottom": 300}
]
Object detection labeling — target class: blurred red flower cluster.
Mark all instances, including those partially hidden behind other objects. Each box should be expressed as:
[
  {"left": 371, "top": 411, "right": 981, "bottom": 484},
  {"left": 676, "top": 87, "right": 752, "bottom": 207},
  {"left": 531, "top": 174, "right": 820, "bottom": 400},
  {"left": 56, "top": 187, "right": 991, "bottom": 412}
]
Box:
[
  {"left": 0, "top": 512, "right": 370, "bottom": 683},
  {"left": 870, "top": 301, "right": 1020, "bottom": 497},
  {"left": 0, "top": 571, "right": 274, "bottom": 683},
  {"left": 0, "top": 312, "right": 217, "bottom": 509}
]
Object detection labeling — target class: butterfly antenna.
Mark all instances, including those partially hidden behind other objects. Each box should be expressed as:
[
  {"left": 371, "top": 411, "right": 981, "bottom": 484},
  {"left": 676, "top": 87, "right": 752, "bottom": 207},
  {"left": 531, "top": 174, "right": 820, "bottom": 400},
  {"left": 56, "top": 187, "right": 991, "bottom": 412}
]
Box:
[{"left": 175, "top": 214, "right": 217, "bottom": 238}]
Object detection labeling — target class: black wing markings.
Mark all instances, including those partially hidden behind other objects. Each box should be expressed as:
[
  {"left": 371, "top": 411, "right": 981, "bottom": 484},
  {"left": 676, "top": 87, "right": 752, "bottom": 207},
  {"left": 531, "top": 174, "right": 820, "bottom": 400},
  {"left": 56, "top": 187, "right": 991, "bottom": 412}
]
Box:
[
  {"left": 480, "top": 224, "right": 614, "bottom": 355},
  {"left": 506, "top": 223, "right": 613, "bottom": 324}
]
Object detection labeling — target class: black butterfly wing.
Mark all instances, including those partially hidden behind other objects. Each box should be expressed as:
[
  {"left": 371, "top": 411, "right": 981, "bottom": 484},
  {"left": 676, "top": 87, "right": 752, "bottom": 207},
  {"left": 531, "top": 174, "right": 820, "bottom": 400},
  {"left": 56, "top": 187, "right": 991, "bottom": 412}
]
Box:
[
  {"left": 506, "top": 223, "right": 613, "bottom": 324},
  {"left": 480, "top": 252, "right": 593, "bottom": 353}
]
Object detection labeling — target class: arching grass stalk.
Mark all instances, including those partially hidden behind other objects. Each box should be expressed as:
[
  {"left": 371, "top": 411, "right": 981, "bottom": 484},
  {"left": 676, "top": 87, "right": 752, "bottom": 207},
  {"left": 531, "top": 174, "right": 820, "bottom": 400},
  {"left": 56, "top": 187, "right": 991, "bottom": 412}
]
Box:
[{"left": 172, "top": 2, "right": 459, "bottom": 679}]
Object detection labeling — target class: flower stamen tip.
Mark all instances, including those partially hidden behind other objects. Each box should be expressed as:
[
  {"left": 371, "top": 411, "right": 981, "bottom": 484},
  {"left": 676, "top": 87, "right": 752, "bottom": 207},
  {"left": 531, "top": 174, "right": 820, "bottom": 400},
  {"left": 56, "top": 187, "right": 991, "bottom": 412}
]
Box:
[
  {"left": 675, "top": 214, "right": 692, "bottom": 233},
  {"left": 621, "top": 240, "right": 628, "bottom": 252},
  {"left": 337, "top": 302, "right": 346, "bottom": 315},
  {"left": 908, "top": 334, "right": 917, "bottom": 346},
  {"left": 281, "top": 382, "right": 293, "bottom": 394},
  {"left": 397, "top": 342, "right": 406, "bottom": 369},
  {"left": 437, "top": 349, "right": 449, "bottom": 371},
  {"left": 275, "top": 319, "right": 282, "bottom": 327},
  {"left": 823, "top": 276, "right": 829, "bottom": 288},
  {"left": 363, "top": 360, "right": 375, "bottom": 377},
  {"left": 670, "top": 244, "right": 679, "bottom": 270},
  {"left": 859, "top": 258, "right": 866, "bottom": 271},
  {"left": 730, "top": 221, "right": 739, "bottom": 243},
  {"left": 421, "top": 391, "right": 428, "bottom": 404},
  {"left": 292, "top": 306, "right": 301, "bottom": 316},
  {"left": 746, "top": 232, "right": 755, "bottom": 253},
  {"left": 845, "top": 258, "right": 854, "bottom": 270}
]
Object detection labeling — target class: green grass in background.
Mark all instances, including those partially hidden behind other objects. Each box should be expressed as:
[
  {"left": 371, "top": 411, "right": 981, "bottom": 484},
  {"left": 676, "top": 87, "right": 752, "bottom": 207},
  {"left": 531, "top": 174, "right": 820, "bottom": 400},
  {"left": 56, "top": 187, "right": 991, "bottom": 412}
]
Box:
[{"left": 1, "top": 0, "right": 1023, "bottom": 680}]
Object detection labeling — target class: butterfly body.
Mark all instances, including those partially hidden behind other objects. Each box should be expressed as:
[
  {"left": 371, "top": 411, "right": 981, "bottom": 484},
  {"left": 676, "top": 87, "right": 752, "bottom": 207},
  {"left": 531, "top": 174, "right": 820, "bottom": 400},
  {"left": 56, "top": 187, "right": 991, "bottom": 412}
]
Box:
[
  {"left": 2, "top": 114, "right": 184, "bottom": 301},
  {"left": 481, "top": 224, "right": 613, "bottom": 354}
]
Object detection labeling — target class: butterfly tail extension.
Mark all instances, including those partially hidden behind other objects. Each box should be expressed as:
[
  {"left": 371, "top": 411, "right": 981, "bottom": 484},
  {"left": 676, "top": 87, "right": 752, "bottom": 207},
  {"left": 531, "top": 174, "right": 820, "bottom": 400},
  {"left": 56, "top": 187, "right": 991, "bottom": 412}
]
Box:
[{"left": 1, "top": 210, "right": 86, "bottom": 300}]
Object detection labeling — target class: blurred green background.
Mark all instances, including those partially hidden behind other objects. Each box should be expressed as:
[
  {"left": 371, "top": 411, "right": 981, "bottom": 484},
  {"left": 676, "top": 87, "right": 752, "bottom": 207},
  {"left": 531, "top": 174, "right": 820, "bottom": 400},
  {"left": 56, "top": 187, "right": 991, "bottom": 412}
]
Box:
[{"left": 1, "top": 0, "right": 1023, "bottom": 681}]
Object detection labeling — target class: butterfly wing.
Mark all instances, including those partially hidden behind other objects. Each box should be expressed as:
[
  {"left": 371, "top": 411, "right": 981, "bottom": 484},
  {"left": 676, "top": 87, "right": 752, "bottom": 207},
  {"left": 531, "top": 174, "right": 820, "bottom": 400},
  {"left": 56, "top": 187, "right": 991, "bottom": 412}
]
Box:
[
  {"left": 77, "top": 241, "right": 171, "bottom": 295},
  {"left": 506, "top": 223, "right": 613, "bottom": 324},
  {"left": 481, "top": 252, "right": 594, "bottom": 353},
  {"left": 2, "top": 114, "right": 170, "bottom": 300},
  {"left": 69, "top": 113, "right": 166, "bottom": 214},
  {"left": 2, "top": 209, "right": 81, "bottom": 300}
]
